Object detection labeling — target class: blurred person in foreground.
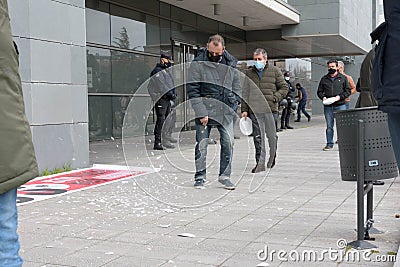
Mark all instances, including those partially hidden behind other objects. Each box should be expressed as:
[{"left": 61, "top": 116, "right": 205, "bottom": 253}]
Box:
[
  {"left": 371, "top": 0, "right": 400, "bottom": 171},
  {"left": 0, "top": 0, "right": 39, "bottom": 265}
]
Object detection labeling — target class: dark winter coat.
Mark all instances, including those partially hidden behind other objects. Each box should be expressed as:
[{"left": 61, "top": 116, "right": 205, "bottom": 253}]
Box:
[
  {"left": 371, "top": 1, "right": 400, "bottom": 113},
  {"left": 148, "top": 63, "right": 176, "bottom": 102},
  {"left": 355, "top": 48, "right": 378, "bottom": 108},
  {"left": 187, "top": 48, "right": 242, "bottom": 126},
  {"left": 0, "top": 0, "right": 38, "bottom": 194},
  {"left": 317, "top": 73, "right": 351, "bottom": 106},
  {"left": 241, "top": 65, "right": 288, "bottom": 114}
]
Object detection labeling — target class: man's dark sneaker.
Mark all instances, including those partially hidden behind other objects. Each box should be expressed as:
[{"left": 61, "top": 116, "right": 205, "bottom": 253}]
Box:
[
  {"left": 307, "top": 116, "right": 311, "bottom": 122},
  {"left": 194, "top": 179, "right": 205, "bottom": 189},
  {"left": 165, "top": 135, "right": 178, "bottom": 143},
  {"left": 373, "top": 180, "right": 385, "bottom": 186},
  {"left": 154, "top": 143, "right": 166, "bottom": 150},
  {"left": 218, "top": 178, "right": 235, "bottom": 190},
  {"left": 286, "top": 125, "right": 294, "bottom": 129},
  {"left": 251, "top": 164, "right": 265, "bottom": 173},
  {"left": 323, "top": 146, "right": 333, "bottom": 151},
  {"left": 294, "top": 119, "right": 300, "bottom": 122},
  {"left": 163, "top": 141, "right": 175, "bottom": 149}
]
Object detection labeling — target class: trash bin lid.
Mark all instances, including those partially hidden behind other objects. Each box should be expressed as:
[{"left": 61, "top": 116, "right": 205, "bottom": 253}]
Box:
[{"left": 240, "top": 117, "right": 253, "bottom": 136}]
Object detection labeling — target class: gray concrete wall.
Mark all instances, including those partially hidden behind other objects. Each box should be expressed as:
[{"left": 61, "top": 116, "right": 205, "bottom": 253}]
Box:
[
  {"left": 9, "top": 0, "right": 89, "bottom": 172},
  {"left": 339, "top": 0, "right": 372, "bottom": 52}
]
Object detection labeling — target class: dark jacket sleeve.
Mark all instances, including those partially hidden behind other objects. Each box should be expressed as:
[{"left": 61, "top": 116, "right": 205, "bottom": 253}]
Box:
[
  {"left": 187, "top": 62, "right": 208, "bottom": 118},
  {"left": 317, "top": 78, "right": 325, "bottom": 100},
  {"left": 241, "top": 69, "right": 250, "bottom": 113}
]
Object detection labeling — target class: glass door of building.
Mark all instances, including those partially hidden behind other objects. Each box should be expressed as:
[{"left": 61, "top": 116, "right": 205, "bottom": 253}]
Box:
[{"left": 172, "top": 40, "right": 198, "bottom": 130}]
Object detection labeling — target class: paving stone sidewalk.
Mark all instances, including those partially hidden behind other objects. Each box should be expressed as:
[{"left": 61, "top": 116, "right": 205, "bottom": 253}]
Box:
[{"left": 18, "top": 116, "right": 399, "bottom": 267}]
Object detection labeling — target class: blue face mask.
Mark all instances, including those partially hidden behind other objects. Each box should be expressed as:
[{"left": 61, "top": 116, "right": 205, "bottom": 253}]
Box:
[{"left": 254, "top": 60, "right": 265, "bottom": 70}]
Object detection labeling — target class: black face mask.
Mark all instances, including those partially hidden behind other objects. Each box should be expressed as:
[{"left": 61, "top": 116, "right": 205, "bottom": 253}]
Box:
[
  {"left": 207, "top": 51, "right": 222, "bottom": 63},
  {"left": 328, "top": 68, "right": 336, "bottom": 75},
  {"left": 163, "top": 62, "right": 171, "bottom": 68}
]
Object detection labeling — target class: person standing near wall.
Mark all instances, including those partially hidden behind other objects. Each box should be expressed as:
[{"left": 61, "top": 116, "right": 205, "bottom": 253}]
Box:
[
  {"left": 0, "top": 0, "right": 39, "bottom": 265},
  {"left": 148, "top": 53, "right": 177, "bottom": 150},
  {"left": 371, "top": 0, "right": 400, "bottom": 171},
  {"left": 338, "top": 60, "right": 357, "bottom": 109}
]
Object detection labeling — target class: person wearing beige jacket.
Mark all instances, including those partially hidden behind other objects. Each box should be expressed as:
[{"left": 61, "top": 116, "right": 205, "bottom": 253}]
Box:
[{"left": 338, "top": 60, "right": 357, "bottom": 109}]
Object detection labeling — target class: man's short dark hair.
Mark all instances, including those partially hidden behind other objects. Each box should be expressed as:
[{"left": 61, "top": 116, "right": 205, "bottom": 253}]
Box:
[
  {"left": 208, "top": 34, "right": 225, "bottom": 47},
  {"left": 327, "top": 59, "right": 338, "bottom": 66},
  {"left": 296, "top": 83, "right": 301, "bottom": 87}
]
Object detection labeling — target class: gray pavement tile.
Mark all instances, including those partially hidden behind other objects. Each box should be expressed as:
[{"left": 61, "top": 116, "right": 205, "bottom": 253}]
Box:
[
  {"left": 104, "top": 256, "right": 166, "bottom": 267},
  {"left": 148, "top": 234, "right": 205, "bottom": 249},
  {"left": 219, "top": 253, "right": 264, "bottom": 267},
  {"left": 160, "top": 260, "right": 214, "bottom": 267},
  {"left": 52, "top": 250, "right": 120, "bottom": 266},
  {"left": 196, "top": 238, "right": 249, "bottom": 253},
  {"left": 171, "top": 248, "right": 235, "bottom": 266},
  {"left": 20, "top": 246, "right": 75, "bottom": 265},
  {"left": 255, "top": 232, "right": 306, "bottom": 247},
  {"left": 108, "top": 231, "right": 161, "bottom": 245}
]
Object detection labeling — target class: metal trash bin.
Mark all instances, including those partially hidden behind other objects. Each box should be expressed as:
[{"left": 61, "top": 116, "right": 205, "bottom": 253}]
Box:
[{"left": 335, "top": 106, "right": 398, "bottom": 181}]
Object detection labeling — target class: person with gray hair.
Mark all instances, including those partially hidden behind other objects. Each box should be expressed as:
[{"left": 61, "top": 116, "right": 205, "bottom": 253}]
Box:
[
  {"left": 337, "top": 60, "right": 356, "bottom": 109},
  {"left": 241, "top": 48, "right": 288, "bottom": 173}
]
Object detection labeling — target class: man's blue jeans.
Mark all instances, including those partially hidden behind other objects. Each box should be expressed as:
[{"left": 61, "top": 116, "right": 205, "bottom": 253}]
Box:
[
  {"left": 0, "top": 188, "right": 22, "bottom": 267},
  {"left": 324, "top": 104, "right": 346, "bottom": 147},
  {"left": 388, "top": 113, "right": 400, "bottom": 172},
  {"left": 194, "top": 121, "right": 234, "bottom": 180}
]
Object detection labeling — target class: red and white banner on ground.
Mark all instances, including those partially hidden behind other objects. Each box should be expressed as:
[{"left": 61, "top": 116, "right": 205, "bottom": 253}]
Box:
[{"left": 17, "top": 164, "right": 157, "bottom": 206}]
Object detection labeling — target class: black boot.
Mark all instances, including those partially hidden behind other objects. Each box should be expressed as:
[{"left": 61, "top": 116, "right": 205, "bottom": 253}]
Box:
[
  {"left": 286, "top": 125, "right": 294, "bottom": 129},
  {"left": 154, "top": 143, "right": 166, "bottom": 150}
]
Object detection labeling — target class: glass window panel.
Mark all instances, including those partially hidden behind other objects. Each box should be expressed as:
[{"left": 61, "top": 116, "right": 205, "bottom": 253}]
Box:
[
  {"left": 160, "top": 19, "right": 171, "bottom": 49},
  {"left": 196, "top": 16, "right": 218, "bottom": 33},
  {"left": 171, "top": 6, "right": 196, "bottom": 26},
  {"left": 111, "top": 0, "right": 159, "bottom": 15},
  {"left": 160, "top": 2, "right": 170, "bottom": 18},
  {"left": 111, "top": 52, "right": 158, "bottom": 94},
  {"left": 225, "top": 24, "right": 245, "bottom": 41},
  {"left": 88, "top": 96, "right": 113, "bottom": 140},
  {"left": 111, "top": 5, "right": 160, "bottom": 53},
  {"left": 87, "top": 47, "right": 111, "bottom": 93},
  {"left": 86, "top": 6, "right": 110, "bottom": 45},
  {"left": 171, "top": 22, "right": 196, "bottom": 44}
]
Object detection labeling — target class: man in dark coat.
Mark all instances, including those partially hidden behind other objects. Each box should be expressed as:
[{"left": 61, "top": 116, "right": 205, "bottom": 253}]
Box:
[
  {"left": 355, "top": 48, "right": 377, "bottom": 108},
  {"left": 187, "top": 34, "right": 242, "bottom": 189},
  {"left": 371, "top": 0, "right": 400, "bottom": 171},
  {"left": 148, "top": 53, "right": 177, "bottom": 150},
  {"left": 0, "top": 0, "right": 39, "bottom": 265},
  {"left": 280, "top": 71, "right": 295, "bottom": 130}
]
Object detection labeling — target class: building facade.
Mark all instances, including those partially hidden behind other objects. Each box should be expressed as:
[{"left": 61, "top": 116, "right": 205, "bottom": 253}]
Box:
[{"left": 9, "top": 0, "right": 377, "bottom": 171}]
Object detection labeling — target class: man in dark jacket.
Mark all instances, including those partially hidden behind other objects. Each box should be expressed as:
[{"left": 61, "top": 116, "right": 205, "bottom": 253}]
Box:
[
  {"left": 317, "top": 59, "right": 351, "bottom": 151},
  {"left": 371, "top": 0, "right": 400, "bottom": 171},
  {"left": 187, "top": 34, "right": 242, "bottom": 189},
  {"left": 0, "top": 0, "right": 39, "bottom": 265},
  {"left": 241, "top": 48, "right": 288, "bottom": 173},
  {"left": 295, "top": 83, "right": 311, "bottom": 122},
  {"left": 148, "top": 53, "right": 177, "bottom": 150}
]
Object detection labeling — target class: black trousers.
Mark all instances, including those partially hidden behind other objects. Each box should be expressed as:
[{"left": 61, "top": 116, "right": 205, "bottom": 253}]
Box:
[
  {"left": 154, "top": 98, "right": 172, "bottom": 143},
  {"left": 249, "top": 113, "right": 277, "bottom": 168},
  {"left": 280, "top": 107, "right": 291, "bottom": 127}
]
